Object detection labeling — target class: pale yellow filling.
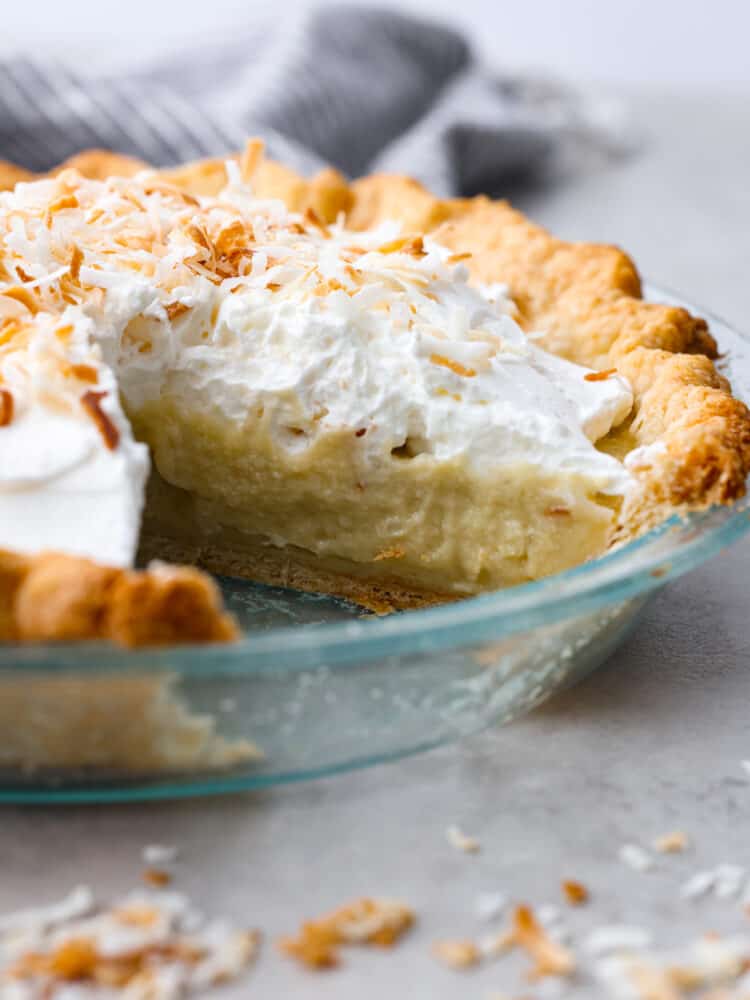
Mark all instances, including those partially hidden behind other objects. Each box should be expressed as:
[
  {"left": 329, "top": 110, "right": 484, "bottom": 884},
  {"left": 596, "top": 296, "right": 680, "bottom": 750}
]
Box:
[{"left": 132, "top": 396, "right": 620, "bottom": 596}]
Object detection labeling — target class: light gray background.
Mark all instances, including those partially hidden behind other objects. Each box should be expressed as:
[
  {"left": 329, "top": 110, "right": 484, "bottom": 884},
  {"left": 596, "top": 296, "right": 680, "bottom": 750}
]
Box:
[{"left": 2, "top": 10, "right": 750, "bottom": 997}]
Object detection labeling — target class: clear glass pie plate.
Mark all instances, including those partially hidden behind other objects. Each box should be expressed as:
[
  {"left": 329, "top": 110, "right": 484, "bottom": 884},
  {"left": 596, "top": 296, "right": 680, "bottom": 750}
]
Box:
[{"left": 1, "top": 286, "right": 749, "bottom": 802}]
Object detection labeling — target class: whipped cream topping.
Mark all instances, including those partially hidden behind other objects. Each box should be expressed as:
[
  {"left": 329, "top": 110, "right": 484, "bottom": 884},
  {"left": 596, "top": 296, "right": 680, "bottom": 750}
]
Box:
[
  {"left": 0, "top": 302, "right": 147, "bottom": 565},
  {"left": 0, "top": 165, "right": 633, "bottom": 567}
]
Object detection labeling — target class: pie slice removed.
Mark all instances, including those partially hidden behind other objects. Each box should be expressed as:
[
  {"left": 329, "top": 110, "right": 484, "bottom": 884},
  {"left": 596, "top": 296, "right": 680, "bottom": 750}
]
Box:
[{"left": 0, "top": 142, "right": 747, "bottom": 643}]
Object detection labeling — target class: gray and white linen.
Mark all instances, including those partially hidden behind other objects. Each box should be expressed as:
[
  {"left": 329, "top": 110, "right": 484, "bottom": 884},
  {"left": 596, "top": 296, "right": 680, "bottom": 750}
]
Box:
[{"left": 0, "top": 5, "right": 631, "bottom": 194}]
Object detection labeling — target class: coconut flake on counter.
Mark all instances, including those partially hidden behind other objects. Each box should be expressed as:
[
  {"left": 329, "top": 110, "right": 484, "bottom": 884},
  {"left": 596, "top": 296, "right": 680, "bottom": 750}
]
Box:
[{"left": 0, "top": 885, "right": 259, "bottom": 997}]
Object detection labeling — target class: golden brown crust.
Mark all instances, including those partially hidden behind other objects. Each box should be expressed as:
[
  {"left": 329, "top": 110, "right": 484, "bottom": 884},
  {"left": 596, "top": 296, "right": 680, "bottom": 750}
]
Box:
[
  {"left": 0, "top": 147, "right": 354, "bottom": 223},
  {"left": 0, "top": 549, "right": 238, "bottom": 647},
  {"left": 0, "top": 151, "right": 148, "bottom": 191},
  {"left": 45, "top": 150, "right": 149, "bottom": 182},
  {"left": 0, "top": 549, "right": 31, "bottom": 638},
  {"left": 0, "top": 161, "right": 34, "bottom": 191},
  {"left": 163, "top": 154, "right": 354, "bottom": 223}
]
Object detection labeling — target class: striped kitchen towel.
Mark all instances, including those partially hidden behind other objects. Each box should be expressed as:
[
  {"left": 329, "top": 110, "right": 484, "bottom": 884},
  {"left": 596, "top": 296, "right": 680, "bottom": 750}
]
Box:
[{"left": 0, "top": 5, "right": 632, "bottom": 196}]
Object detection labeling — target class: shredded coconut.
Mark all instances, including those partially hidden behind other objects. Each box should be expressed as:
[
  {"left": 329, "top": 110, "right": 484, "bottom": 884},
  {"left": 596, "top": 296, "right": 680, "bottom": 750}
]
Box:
[
  {"left": 619, "top": 843, "right": 654, "bottom": 872},
  {"left": 446, "top": 825, "right": 480, "bottom": 854},
  {"left": 476, "top": 891, "right": 508, "bottom": 922},
  {"left": 0, "top": 885, "right": 259, "bottom": 997},
  {"left": 142, "top": 844, "right": 180, "bottom": 867}
]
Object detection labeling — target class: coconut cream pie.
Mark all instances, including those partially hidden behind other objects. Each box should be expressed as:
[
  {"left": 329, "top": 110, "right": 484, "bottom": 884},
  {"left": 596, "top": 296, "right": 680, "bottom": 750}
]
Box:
[{"left": 0, "top": 142, "right": 748, "bottom": 645}]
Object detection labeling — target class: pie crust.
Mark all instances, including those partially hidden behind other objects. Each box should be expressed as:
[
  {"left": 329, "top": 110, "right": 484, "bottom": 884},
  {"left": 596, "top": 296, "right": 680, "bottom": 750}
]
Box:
[
  {"left": 0, "top": 144, "right": 748, "bottom": 644},
  {"left": 0, "top": 548, "right": 237, "bottom": 645}
]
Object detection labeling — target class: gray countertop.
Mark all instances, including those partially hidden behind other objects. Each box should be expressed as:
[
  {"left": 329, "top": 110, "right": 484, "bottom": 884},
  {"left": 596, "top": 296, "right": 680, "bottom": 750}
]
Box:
[{"left": 3, "top": 91, "right": 750, "bottom": 998}]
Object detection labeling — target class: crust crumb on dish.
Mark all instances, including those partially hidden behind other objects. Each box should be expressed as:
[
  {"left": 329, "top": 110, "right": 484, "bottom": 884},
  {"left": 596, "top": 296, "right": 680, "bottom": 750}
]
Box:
[
  {"left": 0, "top": 549, "right": 238, "bottom": 647},
  {"left": 279, "top": 897, "right": 415, "bottom": 969}
]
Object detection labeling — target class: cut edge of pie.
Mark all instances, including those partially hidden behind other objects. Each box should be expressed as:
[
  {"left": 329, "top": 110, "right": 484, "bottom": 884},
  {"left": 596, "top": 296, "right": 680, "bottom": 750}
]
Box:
[
  {"left": 0, "top": 142, "right": 748, "bottom": 646},
  {"left": 0, "top": 548, "right": 237, "bottom": 646}
]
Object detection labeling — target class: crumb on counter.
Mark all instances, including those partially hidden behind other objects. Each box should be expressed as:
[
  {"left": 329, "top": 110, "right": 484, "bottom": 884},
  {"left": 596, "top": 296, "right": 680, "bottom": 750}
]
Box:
[{"left": 279, "top": 897, "right": 414, "bottom": 970}]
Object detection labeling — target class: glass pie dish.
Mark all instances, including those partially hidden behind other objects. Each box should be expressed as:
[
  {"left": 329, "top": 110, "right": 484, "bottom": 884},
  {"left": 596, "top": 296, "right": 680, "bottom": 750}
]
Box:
[{"left": 1, "top": 286, "right": 748, "bottom": 803}]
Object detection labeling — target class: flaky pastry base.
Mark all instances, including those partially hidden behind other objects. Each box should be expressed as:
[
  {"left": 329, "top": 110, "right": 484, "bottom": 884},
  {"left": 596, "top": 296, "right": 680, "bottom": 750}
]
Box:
[
  {"left": 1, "top": 143, "right": 749, "bottom": 640},
  {"left": 0, "top": 548, "right": 237, "bottom": 646}
]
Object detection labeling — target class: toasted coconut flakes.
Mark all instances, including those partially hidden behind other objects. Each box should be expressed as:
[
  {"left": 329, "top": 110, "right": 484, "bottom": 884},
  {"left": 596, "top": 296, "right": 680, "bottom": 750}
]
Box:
[
  {"left": 80, "top": 390, "right": 120, "bottom": 450},
  {"left": 304, "top": 207, "right": 330, "bottom": 238},
  {"left": 430, "top": 353, "right": 477, "bottom": 378},
  {"left": 2, "top": 285, "right": 40, "bottom": 314},
  {"left": 0, "top": 387, "right": 13, "bottom": 426},
  {"left": 279, "top": 898, "right": 414, "bottom": 970},
  {"left": 187, "top": 223, "right": 212, "bottom": 252},
  {"left": 49, "top": 194, "right": 80, "bottom": 214},
  {"left": 507, "top": 905, "right": 576, "bottom": 980},
  {"left": 594, "top": 934, "right": 750, "bottom": 1000},
  {"left": 653, "top": 831, "right": 689, "bottom": 854},
  {"left": 447, "top": 252, "right": 472, "bottom": 263},
  {"left": 11, "top": 936, "right": 99, "bottom": 981},
  {"left": 628, "top": 961, "right": 683, "bottom": 1000},
  {"left": 142, "top": 180, "right": 200, "bottom": 207},
  {"left": 377, "top": 236, "right": 425, "bottom": 256},
  {"left": 166, "top": 300, "right": 191, "bottom": 320},
  {"left": 584, "top": 367, "right": 618, "bottom": 382},
  {"left": 70, "top": 363, "right": 99, "bottom": 384},
  {"left": 0, "top": 886, "right": 259, "bottom": 996},
  {"left": 403, "top": 236, "right": 427, "bottom": 258},
  {"left": 45, "top": 194, "right": 79, "bottom": 227},
  {"left": 70, "top": 244, "right": 84, "bottom": 283},
  {"left": 546, "top": 505, "right": 572, "bottom": 516},
  {"left": 432, "top": 939, "right": 481, "bottom": 969},
  {"left": 562, "top": 880, "right": 589, "bottom": 905},
  {"left": 113, "top": 903, "right": 161, "bottom": 927},
  {"left": 446, "top": 824, "right": 481, "bottom": 853},
  {"left": 619, "top": 843, "right": 654, "bottom": 872},
  {"left": 142, "top": 868, "right": 172, "bottom": 888},
  {"left": 215, "top": 219, "right": 252, "bottom": 257},
  {"left": 279, "top": 922, "right": 340, "bottom": 968},
  {"left": 479, "top": 926, "right": 518, "bottom": 960},
  {"left": 240, "top": 139, "right": 264, "bottom": 182},
  {"left": 0, "top": 318, "right": 22, "bottom": 345}
]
